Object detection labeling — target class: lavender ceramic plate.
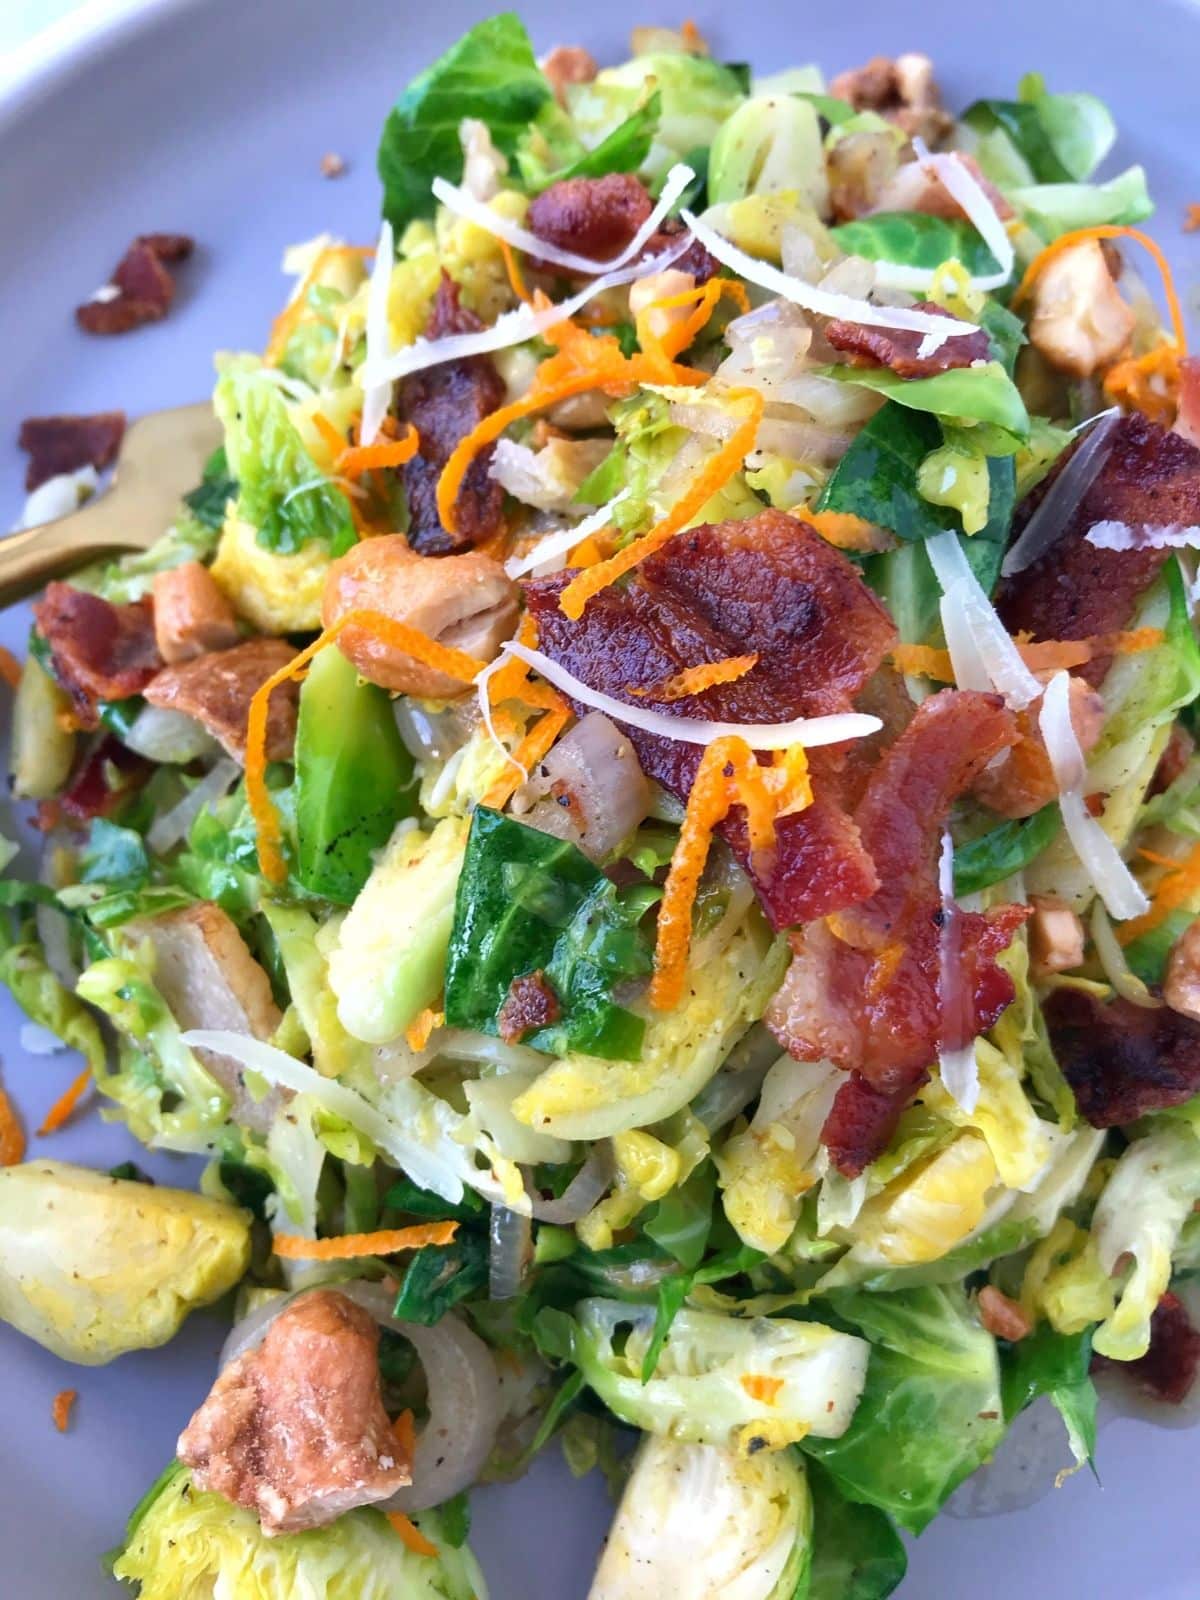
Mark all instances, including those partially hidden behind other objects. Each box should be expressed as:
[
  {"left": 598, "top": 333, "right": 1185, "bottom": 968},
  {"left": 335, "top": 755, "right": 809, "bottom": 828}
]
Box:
[{"left": 1, "top": 1, "right": 1199, "bottom": 1594}]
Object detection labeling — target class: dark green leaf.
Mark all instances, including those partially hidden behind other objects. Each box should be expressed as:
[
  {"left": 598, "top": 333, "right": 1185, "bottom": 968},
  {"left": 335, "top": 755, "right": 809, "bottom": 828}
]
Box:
[
  {"left": 640, "top": 1274, "right": 691, "bottom": 1382},
  {"left": 675, "top": 146, "right": 710, "bottom": 211},
  {"left": 644, "top": 1161, "right": 716, "bottom": 1271},
  {"left": 793, "top": 91, "right": 858, "bottom": 128},
  {"left": 439, "top": 1491, "right": 472, "bottom": 1548},
  {"left": 1126, "top": 907, "right": 1193, "bottom": 986},
  {"left": 377, "top": 14, "right": 553, "bottom": 230},
  {"left": 392, "top": 1232, "right": 489, "bottom": 1325},
  {"left": 724, "top": 62, "right": 753, "bottom": 95},
  {"left": 385, "top": 1175, "right": 486, "bottom": 1224},
  {"left": 532, "top": 1306, "right": 581, "bottom": 1364},
  {"left": 378, "top": 1326, "right": 417, "bottom": 1388},
  {"left": 1001, "top": 1320, "right": 1098, "bottom": 1470},
  {"left": 805, "top": 1459, "right": 908, "bottom": 1600},
  {"left": 108, "top": 1160, "right": 154, "bottom": 1184},
  {"left": 217, "top": 1159, "right": 275, "bottom": 1220},
  {"left": 95, "top": 696, "right": 146, "bottom": 741},
  {"left": 445, "top": 809, "right": 655, "bottom": 1059},
  {"left": 963, "top": 98, "right": 1072, "bottom": 184},
  {"left": 0, "top": 880, "right": 66, "bottom": 909},
  {"left": 511, "top": 1369, "right": 585, "bottom": 1473},
  {"left": 831, "top": 212, "right": 1003, "bottom": 278},
  {"left": 575, "top": 445, "right": 624, "bottom": 506},
  {"left": 183, "top": 462, "right": 237, "bottom": 531},
  {"left": 980, "top": 300, "right": 1027, "bottom": 376},
  {"left": 953, "top": 805, "right": 1062, "bottom": 896},
  {"left": 80, "top": 819, "right": 149, "bottom": 889},
  {"left": 537, "top": 92, "right": 661, "bottom": 190}
]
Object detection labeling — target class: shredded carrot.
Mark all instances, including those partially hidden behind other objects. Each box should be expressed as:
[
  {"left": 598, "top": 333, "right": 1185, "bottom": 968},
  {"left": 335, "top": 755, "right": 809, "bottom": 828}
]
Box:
[
  {"left": 0, "top": 1085, "right": 25, "bottom": 1166},
  {"left": 388, "top": 1511, "right": 440, "bottom": 1558},
  {"left": 1012, "top": 226, "right": 1188, "bottom": 354},
  {"left": 680, "top": 18, "right": 707, "bottom": 52},
  {"left": 392, "top": 1408, "right": 417, "bottom": 1461},
  {"left": 1104, "top": 343, "right": 1181, "bottom": 425},
  {"left": 560, "top": 389, "right": 765, "bottom": 621},
  {"left": 436, "top": 303, "right": 707, "bottom": 536},
  {"left": 486, "top": 614, "right": 539, "bottom": 707},
  {"left": 893, "top": 627, "right": 1164, "bottom": 686},
  {"left": 247, "top": 611, "right": 485, "bottom": 881},
  {"left": 629, "top": 653, "right": 759, "bottom": 701},
  {"left": 483, "top": 692, "right": 571, "bottom": 809},
  {"left": 802, "top": 509, "right": 888, "bottom": 553},
  {"left": 312, "top": 411, "right": 347, "bottom": 459},
  {"left": 650, "top": 733, "right": 798, "bottom": 1010},
  {"left": 1118, "top": 839, "right": 1200, "bottom": 945},
  {"left": 499, "top": 239, "right": 532, "bottom": 306},
  {"left": 892, "top": 643, "right": 954, "bottom": 681},
  {"left": 568, "top": 534, "right": 606, "bottom": 568},
  {"left": 336, "top": 425, "right": 420, "bottom": 478},
  {"left": 635, "top": 277, "right": 750, "bottom": 373},
  {"left": 0, "top": 646, "right": 21, "bottom": 690},
  {"left": 1185, "top": 204, "right": 1200, "bottom": 235},
  {"left": 273, "top": 1221, "right": 458, "bottom": 1260},
  {"left": 740, "top": 1374, "right": 783, "bottom": 1406},
  {"left": 264, "top": 244, "right": 373, "bottom": 365},
  {"left": 38, "top": 1066, "right": 92, "bottom": 1136},
  {"left": 52, "top": 1389, "right": 77, "bottom": 1433},
  {"left": 404, "top": 1007, "right": 444, "bottom": 1052}
]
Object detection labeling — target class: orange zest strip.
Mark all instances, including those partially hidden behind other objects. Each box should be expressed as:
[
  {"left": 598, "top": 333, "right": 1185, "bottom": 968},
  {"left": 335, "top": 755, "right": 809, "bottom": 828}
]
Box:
[
  {"left": 0, "top": 646, "right": 21, "bottom": 689},
  {"left": 1118, "top": 839, "right": 1200, "bottom": 945},
  {"left": 272, "top": 1221, "right": 459, "bottom": 1260},
  {"left": 393, "top": 1408, "right": 417, "bottom": 1461},
  {"left": 1012, "top": 226, "right": 1188, "bottom": 354},
  {"left": 0, "top": 1085, "right": 25, "bottom": 1166},
  {"left": 1104, "top": 344, "right": 1181, "bottom": 425},
  {"left": 893, "top": 628, "right": 1165, "bottom": 685},
  {"left": 629, "top": 653, "right": 759, "bottom": 701},
  {"left": 560, "top": 389, "right": 765, "bottom": 621},
  {"left": 802, "top": 509, "right": 887, "bottom": 553},
  {"left": 892, "top": 643, "right": 954, "bottom": 681},
  {"left": 312, "top": 411, "right": 347, "bottom": 459},
  {"left": 740, "top": 1374, "right": 783, "bottom": 1405},
  {"left": 486, "top": 614, "right": 538, "bottom": 706},
  {"left": 483, "top": 693, "right": 571, "bottom": 810},
  {"left": 404, "top": 1007, "right": 444, "bottom": 1052},
  {"left": 247, "top": 611, "right": 485, "bottom": 881},
  {"left": 499, "top": 239, "right": 532, "bottom": 306},
  {"left": 636, "top": 277, "right": 750, "bottom": 374},
  {"left": 336, "top": 425, "right": 420, "bottom": 478},
  {"left": 52, "top": 1389, "right": 77, "bottom": 1433},
  {"left": 38, "top": 1066, "right": 92, "bottom": 1136},
  {"left": 388, "top": 1511, "right": 440, "bottom": 1558}
]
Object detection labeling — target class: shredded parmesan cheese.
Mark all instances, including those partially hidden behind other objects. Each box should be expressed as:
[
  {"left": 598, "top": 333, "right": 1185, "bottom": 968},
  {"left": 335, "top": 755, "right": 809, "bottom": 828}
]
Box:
[
  {"left": 926, "top": 530, "right": 1043, "bottom": 708},
  {"left": 937, "top": 829, "right": 980, "bottom": 1112}
]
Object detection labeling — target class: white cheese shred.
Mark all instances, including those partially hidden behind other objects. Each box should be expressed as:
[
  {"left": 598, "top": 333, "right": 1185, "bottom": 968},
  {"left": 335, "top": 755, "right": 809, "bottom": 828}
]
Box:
[
  {"left": 936, "top": 828, "right": 981, "bottom": 1113},
  {"left": 925, "top": 530, "right": 1043, "bottom": 708},
  {"left": 1086, "top": 520, "right": 1200, "bottom": 551},
  {"left": 1039, "top": 670, "right": 1150, "bottom": 921},
  {"left": 499, "top": 640, "right": 882, "bottom": 750},
  {"left": 898, "top": 140, "right": 1016, "bottom": 296},
  {"left": 360, "top": 218, "right": 396, "bottom": 446},
  {"left": 504, "top": 490, "right": 632, "bottom": 579},
  {"left": 432, "top": 160, "right": 697, "bottom": 277},
  {"left": 1001, "top": 410, "right": 1119, "bottom": 578}
]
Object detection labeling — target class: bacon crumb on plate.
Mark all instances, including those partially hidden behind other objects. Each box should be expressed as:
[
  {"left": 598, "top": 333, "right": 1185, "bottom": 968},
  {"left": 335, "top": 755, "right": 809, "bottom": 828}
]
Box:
[
  {"left": 76, "top": 232, "right": 195, "bottom": 335},
  {"left": 17, "top": 412, "right": 125, "bottom": 491}
]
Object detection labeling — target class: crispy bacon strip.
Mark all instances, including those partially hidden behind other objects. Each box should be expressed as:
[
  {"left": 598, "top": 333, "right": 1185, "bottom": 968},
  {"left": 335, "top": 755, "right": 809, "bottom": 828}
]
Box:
[
  {"left": 525, "top": 510, "right": 897, "bottom": 927},
  {"left": 76, "top": 233, "right": 194, "bottom": 335},
  {"left": 399, "top": 274, "right": 506, "bottom": 555},
  {"left": 17, "top": 412, "right": 125, "bottom": 492},
  {"left": 32, "top": 583, "right": 162, "bottom": 723},
  {"left": 497, "top": 970, "right": 562, "bottom": 1043},
  {"left": 997, "top": 414, "right": 1200, "bottom": 685},
  {"left": 826, "top": 303, "right": 990, "bottom": 378},
  {"left": 1044, "top": 988, "right": 1200, "bottom": 1125},
  {"left": 527, "top": 174, "right": 654, "bottom": 266},
  {"left": 820, "top": 1072, "right": 922, "bottom": 1179},
  {"left": 56, "top": 738, "right": 149, "bottom": 827}
]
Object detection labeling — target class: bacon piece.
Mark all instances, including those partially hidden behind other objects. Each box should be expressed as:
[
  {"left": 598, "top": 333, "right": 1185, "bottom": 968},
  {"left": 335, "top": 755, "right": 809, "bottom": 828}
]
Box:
[
  {"left": 820, "top": 1072, "right": 921, "bottom": 1178},
  {"left": 142, "top": 638, "right": 299, "bottom": 762},
  {"left": 1094, "top": 1292, "right": 1200, "bottom": 1405},
  {"left": 541, "top": 44, "right": 599, "bottom": 105},
  {"left": 17, "top": 412, "right": 125, "bottom": 491},
  {"left": 527, "top": 173, "right": 653, "bottom": 266},
  {"left": 1044, "top": 988, "right": 1200, "bottom": 1125},
  {"left": 76, "top": 232, "right": 194, "bottom": 335},
  {"left": 826, "top": 303, "right": 990, "bottom": 378},
  {"left": 1175, "top": 355, "right": 1200, "bottom": 449},
  {"left": 997, "top": 415, "right": 1200, "bottom": 685},
  {"left": 498, "top": 970, "right": 562, "bottom": 1043},
  {"left": 57, "top": 738, "right": 149, "bottom": 827},
  {"left": 829, "top": 52, "right": 954, "bottom": 145},
  {"left": 641, "top": 219, "right": 722, "bottom": 284},
  {"left": 178, "top": 1289, "right": 410, "bottom": 1534},
  {"left": 525, "top": 511, "right": 897, "bottom": 927},
  {"left": 398, "top": 273, "right": 506, "bottom": 555},
  {"left": 33, "top": 583, "right": 162, "bottom": 724},
  {"left": 972, "top": 678, "right": 1105, "bottom": 820},
  {"left": 769, "top": 691, "right": 1026, "bottom": 1090},
  {"left": 870, "top": 152, "right": 1012, "bottom": 223}
]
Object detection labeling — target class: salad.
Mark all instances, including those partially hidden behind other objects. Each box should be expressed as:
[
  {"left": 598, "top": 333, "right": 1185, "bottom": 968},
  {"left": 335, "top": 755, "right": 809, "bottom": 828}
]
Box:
[{"left": 3, "top": 13, "right": 1200, "bottom": 1598}]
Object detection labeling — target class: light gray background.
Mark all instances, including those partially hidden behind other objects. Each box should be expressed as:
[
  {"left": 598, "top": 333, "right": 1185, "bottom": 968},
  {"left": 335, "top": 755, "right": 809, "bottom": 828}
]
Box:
[{"left": 0, "top": 2, "right": 1198, "bottom": 1594}]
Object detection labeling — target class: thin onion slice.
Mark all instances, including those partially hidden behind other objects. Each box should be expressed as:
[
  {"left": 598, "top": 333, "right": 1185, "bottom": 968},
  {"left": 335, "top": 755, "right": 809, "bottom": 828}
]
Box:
[
  {"left": 1001, "top": 411, "right": 1119, "bottom": 578},
  {"left": 360, "top": 237, "right": 690, "bottom": 389},
  {"left": 937, "top": 829, "right": 980, "bottom": 1112},
  {"left": 146, "top": 757, "right": 240, "bottom": 854},
  {"left": 488, "top": 1205, "right": 532, "bottom": 1301},
  {"left": 432, "top": 161, "right": 696, "bottom": 277},
  {"left": 1086, "top": 520, "right": 1200, "bottom": 551},
  {"left": 360, "top": 219, "right": 394, "bottom": 446},
  {"left": 1039, "top": 670, "right": 1150, "bottom": 921},
  {"left": 925, "top": 531, "right": 1043, "bottom": 709},
  {"left": 680, "top": 207, "right": 980, "bottom": 350},
  {"left": 527, "top": 1142, "right": 615, "bottom": 1222},
  {"left": 499, "top": 640, "right": 882, "bottom": 750},
  {"left": 505, "top": 490, "right": 631, "bottom": 579}
]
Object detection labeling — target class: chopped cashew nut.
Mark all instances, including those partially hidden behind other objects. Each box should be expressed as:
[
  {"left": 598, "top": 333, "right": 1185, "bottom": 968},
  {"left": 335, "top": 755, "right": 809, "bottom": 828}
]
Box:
[
  {"left": 541, "top": 45, "right": 599, "bottom": 105},
  {"left": 1164, "top": 920, "right": 1200, "bottom": 1022},
  {"left": 1028, "top": 239, "right": 1136, "bottom": 378},
  {"left": 1029, "top": 898, "right": 1087, "bottom": 978},
  {"left": 978, "top": 1285, "right": 1033, "bottom": 1341},
  {"left": 629, "top": 270, "right": 698, "bottom": 343},
  {"left": 152, "top": 563, "right": 241, "bottom": 664}
]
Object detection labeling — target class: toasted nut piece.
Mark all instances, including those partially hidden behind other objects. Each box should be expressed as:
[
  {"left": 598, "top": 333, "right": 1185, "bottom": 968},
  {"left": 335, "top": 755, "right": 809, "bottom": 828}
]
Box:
[
  {"left": 1029, "top": 239, "right": 1137, "bottom": 378},
  {"left": 1164, "top": 920, "right": 1200, "bottom": 1022},
  {"left": 541, "top": 45, "right": 599, "bottom": 106},
  {"left": 973, "top": 678, "right": 1105, "bottom": 820},
  {"left": 322, "top": 535, "right": 519, "bottom": 698},
  {"left": 978, "top": 1285, "right": 1033, "bottom": 1342},
  {"left": 1029, "top": 897, "right": 1086, "bottom": 978},
  {"left": 143, "top": 637, "right": 299, "bottom": 761},
  {"left": 629, "top": 269, "right": 697, "bottom": 343},
  {"left": 152, "top": 562, "right": 241, "bottom": 664},
  {"left": 829, "top": 52, "right": 953, "bottom": 145}
]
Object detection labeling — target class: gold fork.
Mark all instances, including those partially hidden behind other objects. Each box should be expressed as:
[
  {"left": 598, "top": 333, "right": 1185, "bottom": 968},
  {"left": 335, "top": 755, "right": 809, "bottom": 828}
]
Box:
[{"left": 0, "top": 402, "right": 222, "bottom": 606}]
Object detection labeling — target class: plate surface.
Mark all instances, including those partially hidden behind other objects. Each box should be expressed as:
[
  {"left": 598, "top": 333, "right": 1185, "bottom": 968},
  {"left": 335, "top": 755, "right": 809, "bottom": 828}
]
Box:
[{"left": 1, "top": 2, "right": 1199, "bottom": 1594}]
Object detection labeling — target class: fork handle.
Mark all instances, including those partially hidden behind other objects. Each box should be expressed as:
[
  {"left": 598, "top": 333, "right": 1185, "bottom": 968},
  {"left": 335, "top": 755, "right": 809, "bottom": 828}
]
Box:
[{"left": 0, "top": 499, "right": 137, "bottom": 607}]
